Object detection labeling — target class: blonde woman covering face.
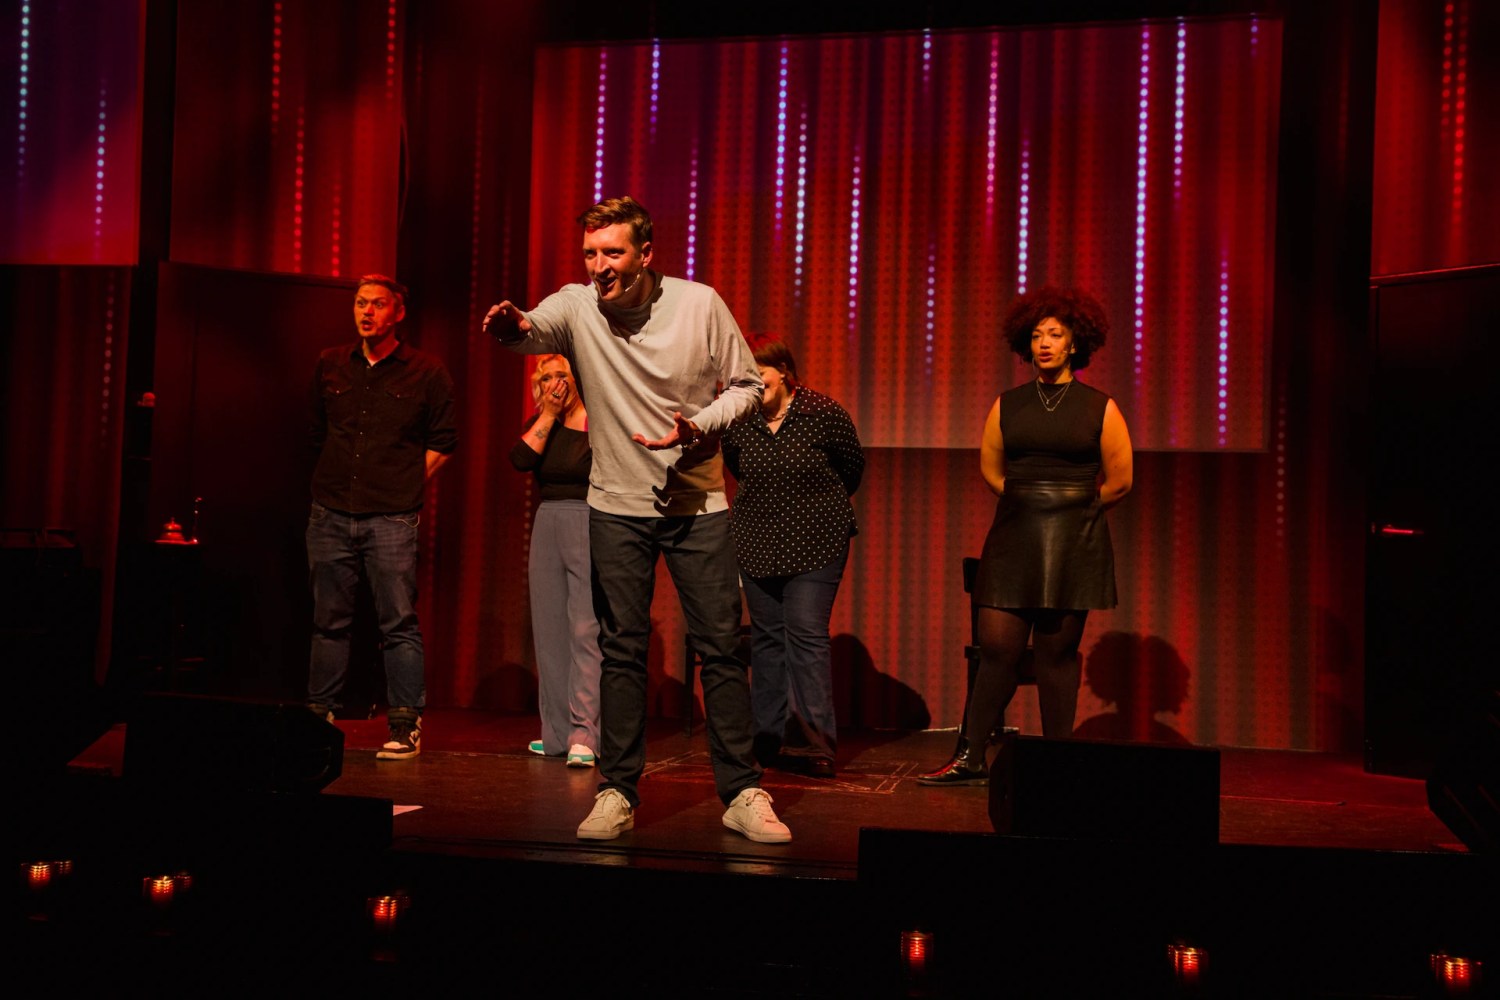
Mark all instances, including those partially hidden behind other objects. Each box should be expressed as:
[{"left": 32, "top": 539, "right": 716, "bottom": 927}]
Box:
[{"left": 509, "top": 355, "right": 602, "bottom": 768}]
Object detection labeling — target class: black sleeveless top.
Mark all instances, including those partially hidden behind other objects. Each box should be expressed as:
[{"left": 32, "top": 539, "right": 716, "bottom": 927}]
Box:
[{"left": 1000, "top": 380, "right": 1108, "bottom": 483}]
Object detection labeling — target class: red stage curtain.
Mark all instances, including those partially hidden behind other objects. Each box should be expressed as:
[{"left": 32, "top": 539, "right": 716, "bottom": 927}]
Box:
[
  {"left": 152, "top": 0, "right": 555, "bottom": 714},
  {"left": 394, "top": 0, "right": 548, "bottom": 712},
  {"left": 0, "top": 267, "right": 133, "bottom": 678},
  {"left": 169, "top": 0, "right": 404, "bottom": 276},
  {"left": 0, "top": 1, "right": 144, "bottom": 265},
  {"left": 1372, "top": 0, "right": 1500, "bottom": 276}
]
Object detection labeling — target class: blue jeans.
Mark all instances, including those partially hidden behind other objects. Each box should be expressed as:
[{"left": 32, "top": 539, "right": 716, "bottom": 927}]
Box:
[
  {"left": 589, "top": 509, "right": 759, "bottom": 807},
  {"left": 306, "top": 503, "right": 425, "bottom": 712},
  {"left": 743, "top": 541, "right": 849, "bottom": 761}
]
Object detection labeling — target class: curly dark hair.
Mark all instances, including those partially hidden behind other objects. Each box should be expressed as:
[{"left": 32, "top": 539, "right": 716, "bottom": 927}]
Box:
[{"left": 1001, "top": 286, "right": 1109, "bottom": 370}]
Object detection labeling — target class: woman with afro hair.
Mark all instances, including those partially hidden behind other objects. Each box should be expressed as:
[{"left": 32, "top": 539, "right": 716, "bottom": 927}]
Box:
[{"left": 920, "top": 287, "right": 1133, "bottom": 785}]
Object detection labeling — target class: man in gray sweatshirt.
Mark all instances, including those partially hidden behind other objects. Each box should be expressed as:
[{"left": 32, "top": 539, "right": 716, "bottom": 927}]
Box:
[{"left": 485, "top": 196, "right": 792, "bottom": 844}]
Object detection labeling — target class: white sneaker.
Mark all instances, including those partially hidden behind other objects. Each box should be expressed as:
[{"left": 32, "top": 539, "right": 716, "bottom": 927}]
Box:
[
  {"left": 722, "top": 787, "right": 792, "bottom": 844},
  {"left": 566, "top": 744, "right": 597, "bottom": 768},
  {"left": 577, "top": 788, "right": 634, "bottom": 840}
]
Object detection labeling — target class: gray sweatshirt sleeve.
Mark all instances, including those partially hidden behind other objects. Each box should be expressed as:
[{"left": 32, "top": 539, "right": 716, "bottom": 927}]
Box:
[
  {"left": 498, "top": 286, "right": 583, "bottom": 355},
  {"left": 687, "top": 291, "right": 763, "bottom": 435}
]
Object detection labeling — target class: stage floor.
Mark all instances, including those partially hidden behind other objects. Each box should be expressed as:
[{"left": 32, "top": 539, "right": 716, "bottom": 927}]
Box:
[
  {"left": 51, "top": 709, "right": 1491, "bottom": 996},
  {"left": 71, "top": 707, "right": 1468, "bottom": 878}
]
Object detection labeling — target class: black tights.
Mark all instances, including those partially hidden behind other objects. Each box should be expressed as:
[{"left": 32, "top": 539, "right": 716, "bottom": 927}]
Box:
[{"left": 963, "top": 607, "right": 1088, "bottom": 745}]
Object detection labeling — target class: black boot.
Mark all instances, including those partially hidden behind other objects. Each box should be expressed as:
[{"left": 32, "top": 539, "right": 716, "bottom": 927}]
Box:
[{"left": 916, "top": 736, "right": 988, "bottom": 786}]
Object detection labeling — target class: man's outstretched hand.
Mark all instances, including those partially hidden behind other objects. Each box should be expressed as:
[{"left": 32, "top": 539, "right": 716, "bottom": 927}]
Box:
[
  {"left": 633, "top": 411, "right": 699, "bottom": 450},
  {"left": 482, "top": 300, "right": 529, "bottom": 337}
]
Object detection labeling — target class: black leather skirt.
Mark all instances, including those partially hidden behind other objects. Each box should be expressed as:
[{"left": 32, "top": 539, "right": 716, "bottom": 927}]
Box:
[{"left": 972, "top": 479, "right": 1117, "bottom": 611}]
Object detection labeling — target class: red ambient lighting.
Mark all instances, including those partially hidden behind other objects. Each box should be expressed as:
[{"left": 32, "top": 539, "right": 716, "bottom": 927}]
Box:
[
  {"left": 901, "top": 929, "right": 932, "bottom": 977},
  {"left": 369, "top": 894, "right": 409, "bottom": 934},
  {"left": 141, "top": 871, "right": 193, "bottom": 909},
  {"left": 26, "top": 862, "right": 55, "bottom": 891},
  {"left": 1431, "top": 953, "right": 1482, "bottom": 995},
  {"left": 22, "top": 861, "right": 73, "bottom": 920},
  {"left": 1167, "top": 942, "right": 1206, "bottom": 985}
]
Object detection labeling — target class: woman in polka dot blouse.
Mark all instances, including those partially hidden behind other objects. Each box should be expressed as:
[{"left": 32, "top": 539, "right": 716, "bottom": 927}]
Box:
[{"left": 722, "top": 336, "right": 865, "bottom": 779}]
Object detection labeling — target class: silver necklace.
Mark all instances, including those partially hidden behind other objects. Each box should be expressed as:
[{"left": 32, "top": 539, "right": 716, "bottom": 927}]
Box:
[
  {"left": 1036, "top": 378, "right": 1073, "bottom": 412},
  {"left": 765, "top": 391, "right": 794, "bottom": 423}
]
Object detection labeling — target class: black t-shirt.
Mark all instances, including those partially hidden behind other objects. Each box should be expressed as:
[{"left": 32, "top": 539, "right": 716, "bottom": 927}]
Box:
[{"left": 508, "top": 420, "right": 591, "bottom": 502}]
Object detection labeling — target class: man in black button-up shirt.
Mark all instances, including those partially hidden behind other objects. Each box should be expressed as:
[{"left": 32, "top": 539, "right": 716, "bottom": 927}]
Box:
[{"left": 306, "top": 275, "right": 457, "bottom": 761}]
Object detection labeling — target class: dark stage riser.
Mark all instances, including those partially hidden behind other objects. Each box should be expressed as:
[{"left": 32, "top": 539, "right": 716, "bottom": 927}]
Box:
[
  {"left": 988, "top": 733, "right": 1221, "bottom": 845},
  {"left": 16, "top": 773, "right": 1494, "bottom": 997},
  {"left": 19, "top": 709, "right": 1488, "bottom": 995},
  {"left": 859, "top": 828, "right": 1496, "bottom": 997}
]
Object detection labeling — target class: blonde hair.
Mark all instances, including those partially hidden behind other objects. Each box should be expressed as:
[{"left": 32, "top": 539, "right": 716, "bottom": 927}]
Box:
[{"left": 529, "top": 354, "right": 573, "bottom": 407}]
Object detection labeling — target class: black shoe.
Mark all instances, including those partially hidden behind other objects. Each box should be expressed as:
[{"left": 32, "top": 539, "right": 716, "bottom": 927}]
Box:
[
  {"left": 917, "top": 739, "right": 987, "bottom": 786},
  {"left": 805, "top": 757, "right": 836, "bottom": 779},
  {"left": 377, "top": 714, "right": 422, "bottom": 760},
  {"left": 753, "top": 734, "right": 783, "bottom": 770}
]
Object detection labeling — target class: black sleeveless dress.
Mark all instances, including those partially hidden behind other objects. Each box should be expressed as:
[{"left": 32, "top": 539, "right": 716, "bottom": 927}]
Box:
[{"left": 972, "top": 379, "right": 1118, "bottom": 611}]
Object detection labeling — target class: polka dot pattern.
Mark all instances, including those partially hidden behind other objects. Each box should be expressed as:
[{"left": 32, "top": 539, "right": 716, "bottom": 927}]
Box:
[{"left": 722, "top": 387, "right": 865, "bottom": 578}]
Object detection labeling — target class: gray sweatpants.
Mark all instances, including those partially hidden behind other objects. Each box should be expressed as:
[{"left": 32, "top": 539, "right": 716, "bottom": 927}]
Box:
[{"left": 529, "top": 499, "right": 602, "bottom": 754}]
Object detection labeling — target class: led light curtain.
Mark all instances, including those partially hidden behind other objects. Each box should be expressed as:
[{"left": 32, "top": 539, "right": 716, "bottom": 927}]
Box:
[
  {"left": 0, "top": 0, "right": 144, "bottom": 264},
  {"left": 530, "top": 18, "right": 1280, "bottom": 451},
  {"left": 1371, "top": 0, "right": 1500, "bottom": 276}
]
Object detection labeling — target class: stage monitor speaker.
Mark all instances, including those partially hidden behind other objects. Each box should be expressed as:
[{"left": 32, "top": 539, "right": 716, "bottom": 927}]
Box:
[
  {"left": 1426, "top": 690, "right": 1500, "bottom": 854},
  {"left": 123, "top": 693, "right": 343, "bottom": 794},
  {"left": 988, "top": 733, "right": 1219, "bottom": 844}
]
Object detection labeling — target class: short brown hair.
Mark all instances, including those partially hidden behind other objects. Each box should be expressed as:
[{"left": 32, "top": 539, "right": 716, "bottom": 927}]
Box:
[
  {"left": 744, "top": 333, "right": 799, "bottom": 384},
  {"left": 1001, "top": 286, "right": 1109, "bottom": 369},
  {"left": 356, "top": 274, "right": 408, "bottom": 310},
  {"left": 577, "top": 196, "right": 653, "bottom": 248}
]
